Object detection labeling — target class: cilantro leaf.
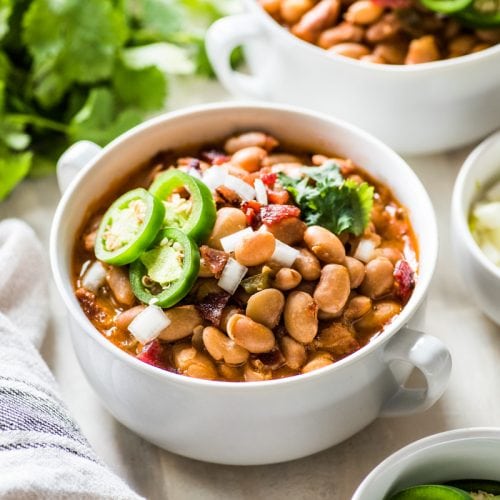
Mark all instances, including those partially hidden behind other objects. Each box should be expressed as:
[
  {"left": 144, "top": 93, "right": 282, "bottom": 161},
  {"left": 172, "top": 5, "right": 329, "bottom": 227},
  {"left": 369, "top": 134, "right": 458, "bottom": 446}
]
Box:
[
  {"left": 68, "top": 87, "right": 143, "bottom": 146},
  {"left": 0, "top": 145, "right": 32, "bottom": 200},
  {"left": 279, "top": 162, "right": 374, "bottom": 236},
  {"left": 22, "top": 0, "right": 128, "bottom": 107},
  {"left": 112, "top": 56, "right": 168, "bottom": 111}
]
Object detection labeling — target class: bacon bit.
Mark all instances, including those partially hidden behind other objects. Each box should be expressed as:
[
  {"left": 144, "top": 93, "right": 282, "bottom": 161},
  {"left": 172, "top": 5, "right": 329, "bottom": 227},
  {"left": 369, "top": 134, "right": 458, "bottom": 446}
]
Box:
[
  {"left": 260, "top": 172, "right": 277, "bottom": 187},
  {"left": 200, "top": 149, "right": 230, "bottom": 165},
  {"left": 75, "top": 288, "right": 114, "bottom": 329},
  {"left": 257, "top": 349, "right": 286, "bottom": 370},
  {"left": 260, "top": 204, "right": 301, "bottom": 225},
  {"left": 188, "top": 158, "right": 201, "bottom": 171},
  {"left": 393, "top": 259, "right": 416, "bottom": 304},
  {"left": 137, "top": 340, "right": 172, "bottom": 370},
  {"left": 197, "top": 292, "right": 231, "bottom": 326},
  {"left": 200, "top": 245, "right": 229, "bottom": 278},
  {"left": 372, "top": 0, "right": 412, "bottom": 7},
  {"left": 267, "top": 189, "right": 290, "bottom": 205},
  {"left": 241, "top": 200, "right": 262, "bottom": 229},
  {"left": 215, "top": 185, "right": 241, "bottom": 206}
]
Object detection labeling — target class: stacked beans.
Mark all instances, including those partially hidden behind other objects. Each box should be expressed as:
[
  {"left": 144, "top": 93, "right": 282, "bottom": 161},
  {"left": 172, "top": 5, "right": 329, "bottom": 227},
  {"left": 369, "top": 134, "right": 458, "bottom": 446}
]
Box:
[
  {"left": 74, "top": 131, "right": 417, "bottom": 382},
  {"left": 259, "top": 0, "right": 500, "bottom": 64}
]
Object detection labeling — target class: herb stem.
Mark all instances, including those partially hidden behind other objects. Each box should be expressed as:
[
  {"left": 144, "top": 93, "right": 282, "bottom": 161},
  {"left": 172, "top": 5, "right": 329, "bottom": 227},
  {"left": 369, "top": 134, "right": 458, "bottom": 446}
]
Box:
[{"left": 6, "top": 114, "right": 69, "bottom": 134}]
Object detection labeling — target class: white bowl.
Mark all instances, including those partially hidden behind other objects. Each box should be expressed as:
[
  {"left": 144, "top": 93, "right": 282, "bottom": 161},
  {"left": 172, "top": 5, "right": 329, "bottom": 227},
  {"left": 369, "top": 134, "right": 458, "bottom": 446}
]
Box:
[
  {"left": 353, "top": 428, "right": 500, "bottom": 499},
  {"left": 50, "top": 102, "right": 450, "bottom": 465},
  {"left": 206, "top": 1, "right": 500, "bottom": 155},
  {"left": 451, "top": 130, "right": 500, "bottom": 326}
]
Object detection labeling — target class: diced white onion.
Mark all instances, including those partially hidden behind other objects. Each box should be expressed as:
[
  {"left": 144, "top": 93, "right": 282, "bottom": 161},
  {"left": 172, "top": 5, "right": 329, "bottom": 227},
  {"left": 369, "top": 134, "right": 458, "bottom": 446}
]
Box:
[
  {"left": 82, "top": 261, "right": 107, "bottom": 293},
  {"left": 220, "top": 227, "right": 254, "bottom": 253},
  {"left": 223, "top": 175, "right": 256, "bottom": 201},
  {"left": 128, "top": 305, "right": 171, "bottom": 344},
  {"left": 486, "top": 181, "right": 500, "bottom": 202},
  {"left": 473, "top": 202, "right": 500, "bottom": 230},
  {"left": 218, "top": 258, "right": 248, "bottom": 295},
  {"left": 254, "top": 178, "right": 268, "bottom": 205},
  {"left": 187, "top": 168, "right": 202, "bottom": 180},
  {"left": 354, "top": 238, "right": 377, "bottom": 263},
  {"left": 271, "top": 240, "right": 300, "bottom": 267},
  {"left": 202, "top": 165, "right": 228, "bottom": 190}
]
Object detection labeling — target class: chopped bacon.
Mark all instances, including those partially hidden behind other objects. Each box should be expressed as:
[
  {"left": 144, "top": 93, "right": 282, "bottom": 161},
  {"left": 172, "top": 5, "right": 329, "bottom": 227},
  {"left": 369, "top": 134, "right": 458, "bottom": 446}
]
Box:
[
  {"left": 215, "top": 185, "right": 241, "bottom": 206},
  {"left": 260, "top": 204, "right": 301, "bottom": 225},
  {"left": 372, "top": 0, "right": 412, "bottom": 7},
  {"left": 267, "top": 190, "right": 290, "bottom": 204},
  {"left": 200, "top": 245, "right": 229, "bottom": 278},
  {"left": 137, "top": 340, "right": 172, "bottom": 370},
  {"left": 200, "top": 149, "right": 230, "bottom": 165},
  {"left": 188, "top": 158, "right": 201, "bottom": 171},
  {"left": 75, "top": 288, "right": 113, "bottom": 329},
  {"left": 257, "top": 349, "right": 286, "bottom": 370},
  {"left": 241, "top": 200, "right": 262, "bottom": 229},
  {"left": 393, "top": 259, "right": 416, "bottom": 304},
  {"left": 260, "top": 172, "right": 277, "bottom": 187},
  {"left": 197, "top": 292, "right": 231, "bottom": 326}
]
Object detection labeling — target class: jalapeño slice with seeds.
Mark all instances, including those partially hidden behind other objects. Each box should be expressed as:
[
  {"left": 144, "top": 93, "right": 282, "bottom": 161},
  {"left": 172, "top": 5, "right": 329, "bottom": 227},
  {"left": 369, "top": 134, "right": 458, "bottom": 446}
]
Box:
[
  {"left": 455, "top": 0, "right": 500, "bottom": 26},
  {"left": 420, "top": 0, "right": 473, "bottom": 14},
  {"left": 149, "top": 169, "right": 216, "bottom": 243},
  {"left": 94, "top": 188, "right": 165, "bottom": 265},
  {"left": 129, "top": 227, "right": 200, "bottom": 308}
]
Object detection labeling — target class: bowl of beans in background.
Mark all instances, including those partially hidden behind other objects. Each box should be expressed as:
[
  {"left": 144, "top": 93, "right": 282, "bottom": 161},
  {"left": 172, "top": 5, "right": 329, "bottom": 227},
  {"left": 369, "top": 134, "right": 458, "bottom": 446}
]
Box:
[
  {"left": 452, "top": 130, "right": 500, "bottom": 326},
  {"left": 50, "top": 102, "right": 450, "bottom": 465},
  {"left": 353, "top": 428, "right": 500, "bottom": 500},
  {"left": 205, "top": 0, "right": 500, "bottom": 155}
]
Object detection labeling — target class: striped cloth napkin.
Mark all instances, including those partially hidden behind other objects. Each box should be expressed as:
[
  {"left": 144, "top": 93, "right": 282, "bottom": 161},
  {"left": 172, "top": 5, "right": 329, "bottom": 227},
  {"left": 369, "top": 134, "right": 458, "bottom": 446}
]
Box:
[{"left": 0, "top": 219, "right": 142, "bottom": 500}]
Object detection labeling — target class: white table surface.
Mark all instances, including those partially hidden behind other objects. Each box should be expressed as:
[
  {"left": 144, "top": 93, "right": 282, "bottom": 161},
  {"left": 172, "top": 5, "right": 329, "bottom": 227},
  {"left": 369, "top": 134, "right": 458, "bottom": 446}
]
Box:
[{"left": 2, "top": 78, "right": 499, "bottom": 500}]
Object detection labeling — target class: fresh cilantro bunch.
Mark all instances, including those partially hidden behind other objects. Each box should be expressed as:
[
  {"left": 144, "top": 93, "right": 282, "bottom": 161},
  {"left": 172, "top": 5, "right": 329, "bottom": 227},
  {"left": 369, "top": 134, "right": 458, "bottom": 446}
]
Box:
[
  {"left": 0, "top": 0, "right": 233, "bottom": 200},
  {"left": 278, "top": 161, "right": 374, "bottom": 236}
]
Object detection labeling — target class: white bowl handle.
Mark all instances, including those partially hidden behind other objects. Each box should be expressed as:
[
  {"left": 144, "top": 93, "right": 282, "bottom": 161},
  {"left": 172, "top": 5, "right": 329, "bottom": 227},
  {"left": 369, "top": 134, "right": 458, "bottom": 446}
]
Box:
[
  {"left": 380, "top": 328, "right": 451, "bottom": 417},
  {"left": 206, "top": 14, "right": 269, "bottom": 99},
  {"left": 56, "top": 140, "right": 102, "bottom": 193}
]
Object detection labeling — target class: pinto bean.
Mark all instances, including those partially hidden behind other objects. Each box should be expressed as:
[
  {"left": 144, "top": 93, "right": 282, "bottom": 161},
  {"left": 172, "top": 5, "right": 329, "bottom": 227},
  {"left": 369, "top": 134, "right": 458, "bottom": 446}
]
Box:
[
  {"left": 105, "top": 266, "right": 135, "bottom": 306},
  {"left": 235, "top": 231, "right": 276, "bottom": 266},
  {"left": 360, "top": 53, "right": 386, "bottom": 64},
  {"left": 292, "top": 0, "right": 341, "bottom": 43},
  {"left": 405, "top": 35, "right": 440, "bottom": 64},
  {"left": 83, "top": 231, "right": 97, "bottom": 252},
  {"left": 344, "top": 256, "right": 365, "bottom": 288},
  {"left": 227, "top": 314, "right": 276, "bottom": 353},
  {"left": 365, "top": 13, "right": 401, "bottom": 43},
  {"left": 344, "top": 1, "right": 383, "bottom": 25},
  {"left": 259, "top": 0, "right": 281, "bottom": 16},
  {"left": 355, "top": 300, "right": 402, "bottom": 333},
  {"left": 274, "top": 268, "right": 302, "bottom": 291},
  {"left": 203, "top": 326, "right": 249, "bottom": 365},
  {"left": 373, "top": 246, "right": 404, "bottom": 265},
  {"left": 246, "top": 288, "right": 285, "bottom": 329},
  {"left": 207, "top": 207, "right": 247, "bottom": 250},
  {"left": 280, "top": 335, "right": 307, "bottom": 370},
  {"left": 313, "top": 264, "right": 351, "bottom": 315},
  {"left": 284, "top": 291, "right": 318, "bottom": 343},
  {"left": 343, "top": 295, "right": 372, "bottom": 322},
  {"left": 373, "top": 40, "right": 408, "bottom": 65},
  {"left": 218, "top": 363, "right": 243, "bottom": 381},
  {"left": 471, "top": 42, "right": 492, "bottom": 53},
  {"left": 476, "top": 28, "right": 500, "bottom": 44},
  {"left": 318, "top": 21, "right": 364, "bottom": 48},
  {"left": 302, "top": 352, "right": 333, "bottom": 373},
  {"left": 304, "top": 226, "right": 345, "bottom": 264},
  {"left": 224, "top": 132, "right": 278, "bottom": 154},
  {"left": 220, "top": 306, "right": 242, "bottom": 333},
  {"left": 158, "top": 306, "right": 203, "bottom": 342},
  {"left": 448, "top": 34, "right": 477, "bottom": 57},
  {"left": 262, "top": 154, "right": 302, "bottom": 167},
  {"left": 315, "top": 322, "right": 359, "bottom": 356},
  {"left": 263, "top": 217, "right": 306, "bottom": 246},
  {"left": 172, "top": 344, "right": 217, "bottom": 380},
  {"left": 191, "top": 325, "right": 205, "bottom": 352},
  {"left": 281, "top": 0, "right": 315, "bottom": 24},
  {"left": 293, "top": 247, "right": 322, "bottom": 281},
  {"left": 115, "top": 305, "right": 146, "bottom": 330},
  {"left": 360, "top": 257, "right": 394, "bottom": 299},
  {"left": 195, "top": 279, "right": 224, "bottom": 301},
  {"left": 244, "top": 359, "right": 273, "bottom": 381},
  {"left": 328, "top": 42, "right": 370, "bottom": 59},
  {"left": 231, "top": 146, "right": 267, "bottom": 173}
]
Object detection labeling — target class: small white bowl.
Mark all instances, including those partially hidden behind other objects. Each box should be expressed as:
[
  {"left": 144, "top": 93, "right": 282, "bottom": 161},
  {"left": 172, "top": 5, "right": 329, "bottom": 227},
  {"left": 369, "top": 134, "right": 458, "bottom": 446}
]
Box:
[
  {"left": 353, "top": 428, "right": 500, "bottom": 500},
  {"left": 451, "top": 130, "right": 500, "bottom": 325}
]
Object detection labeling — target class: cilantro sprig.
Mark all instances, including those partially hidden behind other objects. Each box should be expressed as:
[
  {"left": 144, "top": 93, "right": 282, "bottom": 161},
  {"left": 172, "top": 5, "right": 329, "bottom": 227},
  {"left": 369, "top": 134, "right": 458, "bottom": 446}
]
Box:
[
  {"left": 278, "top": 161, "right": 374, "bottom": 236},
  {"left": 0, "top": 0, "right": 235, "bottom": 200}
]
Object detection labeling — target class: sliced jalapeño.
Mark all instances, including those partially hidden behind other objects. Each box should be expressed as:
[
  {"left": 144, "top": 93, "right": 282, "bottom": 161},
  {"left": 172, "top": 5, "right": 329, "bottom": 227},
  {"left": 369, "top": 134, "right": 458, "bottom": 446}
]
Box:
[
  {"left": 149, "top": 169, "right": 216, "bottom": 243},
  {"left": 95, "top": 188, "right": 165, "bottom": 266},
  {"left": 129, "top": 227, "right": 200, "bottom": 308}
]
